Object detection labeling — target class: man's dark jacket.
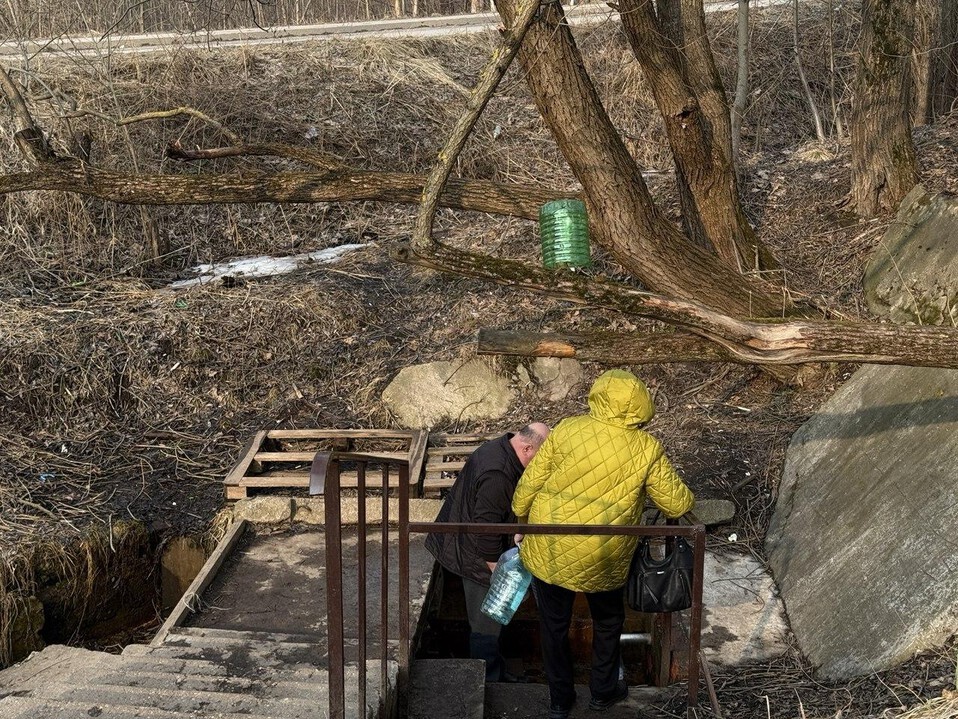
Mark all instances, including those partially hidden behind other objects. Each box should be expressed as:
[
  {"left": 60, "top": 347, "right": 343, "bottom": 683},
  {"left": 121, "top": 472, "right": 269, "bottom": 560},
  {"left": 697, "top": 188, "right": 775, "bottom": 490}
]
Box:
[{"left": 425, "top": 433, "right": 524, "bottom": 586}]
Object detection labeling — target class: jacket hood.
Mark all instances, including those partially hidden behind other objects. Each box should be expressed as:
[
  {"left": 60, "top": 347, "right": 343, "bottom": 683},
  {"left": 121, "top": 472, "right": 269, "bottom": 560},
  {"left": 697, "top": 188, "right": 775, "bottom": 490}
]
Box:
[{"left": 587, "top": 369, "right": 654, "bottom": 428}]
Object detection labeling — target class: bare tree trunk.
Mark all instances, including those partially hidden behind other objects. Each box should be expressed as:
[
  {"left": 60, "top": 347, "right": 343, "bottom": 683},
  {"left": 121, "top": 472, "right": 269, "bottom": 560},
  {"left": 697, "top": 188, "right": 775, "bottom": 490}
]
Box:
[
  {"left": 0, "top": 161, "right": 570, "bottom": 218},
  {"left": 477, "top": 327, "right": 958, "bottom": 368},
  {"left": 826, "top": 0, "right": 844, "bottom": 136},
  {"left": 914, "top": 0, "right": 958, "bottom": 124},
  {"left": 731, "top": 0, "right": 750, "bottom": 164},
  {"left": 794, "top": 0, "right": 826, "bottom": 141},
  {"left": 619, "top": 0, "right": 776, "bottom": 273},
  {"left": 494, "top": 0, "right": 783, "bottom": 317},
  {"left": 851, "top": 0, "right": 919, "bottom": 216}
]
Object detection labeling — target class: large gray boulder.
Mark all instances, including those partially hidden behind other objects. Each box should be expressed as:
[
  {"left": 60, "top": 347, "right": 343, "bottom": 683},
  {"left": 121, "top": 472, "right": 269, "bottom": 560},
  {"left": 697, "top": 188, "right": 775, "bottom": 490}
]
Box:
[
  {"left": 382, "top": 359, "right": 514, "bottom": 428},
  {"left": 863, "top": 184, "right": 958, "bottom": 325},
  {"left": 767, "top": 365, "right": 958, "bottom": 679}
]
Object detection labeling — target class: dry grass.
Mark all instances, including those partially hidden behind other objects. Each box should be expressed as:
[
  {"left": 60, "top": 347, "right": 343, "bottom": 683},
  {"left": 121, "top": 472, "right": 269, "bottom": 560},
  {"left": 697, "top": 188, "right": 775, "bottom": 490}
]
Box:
[{"left": 2, "top": 5, "right": 958, "bottom": 712}]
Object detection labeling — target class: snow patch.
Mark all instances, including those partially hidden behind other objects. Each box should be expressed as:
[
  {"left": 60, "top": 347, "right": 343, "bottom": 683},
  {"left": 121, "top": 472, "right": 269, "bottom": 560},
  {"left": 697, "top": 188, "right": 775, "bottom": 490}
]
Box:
[{"left": 169, "top": 244, "right": 366, "bottom": 289}]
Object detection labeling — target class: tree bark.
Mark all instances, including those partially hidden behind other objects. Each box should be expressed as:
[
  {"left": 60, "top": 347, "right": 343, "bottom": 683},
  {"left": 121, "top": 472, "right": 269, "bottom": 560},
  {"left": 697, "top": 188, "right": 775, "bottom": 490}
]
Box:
[
  {"left": 914, "top": 0, "right": 958, "bottom": 124},
  {"left": 0, "top": 159, "right": 571, "bottom": 218},
  {"left": 619, "top": 0, "right": 775, "bottom": 272},
  {"left": 494, "top": 0, "right": 782, "bottom": 317},
  {"left": 477, "top": 326, "right": 958, "bottom": 368},
  {"left": 731, "top": 0, "right": 750, "bottom": 164},
  {"left": 398, "top": 242, "right": 958, "bottom": 368},
  {"left": 793, "top": 0, "right": 826, "bottom": 141},
  {"left": 479, "top": 328, "right": 738, "bottom": 363},
  {"left": 851, "top": 0, "right": 919, "bottom": 217}
]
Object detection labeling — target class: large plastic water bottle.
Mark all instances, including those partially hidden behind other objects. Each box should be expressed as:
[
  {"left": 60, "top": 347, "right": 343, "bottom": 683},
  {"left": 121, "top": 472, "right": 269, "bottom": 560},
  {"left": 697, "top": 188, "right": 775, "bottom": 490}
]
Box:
[{"left": 481, "top": 547, "right": 533, "bottom": 625}]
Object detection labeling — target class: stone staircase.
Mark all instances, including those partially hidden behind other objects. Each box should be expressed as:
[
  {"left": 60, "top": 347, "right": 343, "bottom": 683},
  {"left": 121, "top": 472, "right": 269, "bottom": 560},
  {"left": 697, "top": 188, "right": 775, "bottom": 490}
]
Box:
[{"left": 0, "top": 628, "right": 394, "bottom": 718}]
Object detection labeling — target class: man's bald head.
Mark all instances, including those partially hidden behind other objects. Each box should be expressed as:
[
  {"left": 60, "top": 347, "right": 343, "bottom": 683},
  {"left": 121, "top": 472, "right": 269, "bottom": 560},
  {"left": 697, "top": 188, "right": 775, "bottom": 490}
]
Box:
[{"left": 513, "top": 422, "right": 550, "bottom": 467}]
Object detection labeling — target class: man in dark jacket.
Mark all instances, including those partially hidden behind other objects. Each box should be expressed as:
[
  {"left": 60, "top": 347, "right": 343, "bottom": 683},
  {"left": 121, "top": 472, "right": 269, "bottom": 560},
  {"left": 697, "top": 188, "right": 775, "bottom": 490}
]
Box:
[{"left": 425, "top": 423, "right": 549, "bottom": 681}]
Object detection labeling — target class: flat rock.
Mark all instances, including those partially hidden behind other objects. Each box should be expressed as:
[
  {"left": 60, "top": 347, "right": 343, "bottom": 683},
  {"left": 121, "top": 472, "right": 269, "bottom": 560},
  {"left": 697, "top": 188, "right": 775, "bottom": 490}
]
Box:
[
  {"left": 232, "top": 496, "right": 293, "bottom": 524},
  {"left": 701, "top": 551, "right": 788, "bottom": 666},
  {"left": 766, "top": 364, "right": 958, "bottom": 679},
  {"left": 863, "top": 184, "right": 958, "bottom": 325}
]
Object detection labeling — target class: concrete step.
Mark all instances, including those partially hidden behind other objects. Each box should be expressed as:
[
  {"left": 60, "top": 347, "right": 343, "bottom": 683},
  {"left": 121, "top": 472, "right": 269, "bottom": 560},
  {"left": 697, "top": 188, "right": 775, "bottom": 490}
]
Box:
[
  {"left": 23, "top": 682, "right": 320, "bottom": 717},
  {"left": 122, "top": 639, "right": 323, "bottom": 672},
  {"left": 115, "top": 654, "right": 327, "bottom": 682},
  {"left": 94, "top": 668, "right": 332, "bottom": 700},
  {"left": 114, "top": 654, "right": 232, "bottom": 677},
  {"left": 172, "top": 626, "right": 324, "bottom": 645},
  {"left": 0, "top": 645, "right": 122, "bottom": 692},
  {"left": 0, "top": 694, "right": 280, "bottom": 719},
  {"left": 408, "top": 659, "right": 485, "bottom": 719},
  {"left": 484, "top": 682, "right": 683, "bottom": 719}
]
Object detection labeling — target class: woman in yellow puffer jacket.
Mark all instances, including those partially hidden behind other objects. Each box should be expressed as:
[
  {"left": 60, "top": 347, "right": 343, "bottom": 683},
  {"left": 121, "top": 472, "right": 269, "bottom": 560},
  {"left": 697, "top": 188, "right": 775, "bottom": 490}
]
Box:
[{"left": 512, "top": 369, "right": 693, "bottom": 719}]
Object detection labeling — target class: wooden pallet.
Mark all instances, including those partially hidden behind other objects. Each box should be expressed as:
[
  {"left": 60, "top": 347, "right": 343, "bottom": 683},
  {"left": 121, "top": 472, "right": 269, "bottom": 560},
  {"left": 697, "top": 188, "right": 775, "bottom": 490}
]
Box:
[
  {"left": 224, "top": 428, "right": 428, "bottom": 500},
  {"left": 420, "top": 432, "right": 498, "bottom": 494}
]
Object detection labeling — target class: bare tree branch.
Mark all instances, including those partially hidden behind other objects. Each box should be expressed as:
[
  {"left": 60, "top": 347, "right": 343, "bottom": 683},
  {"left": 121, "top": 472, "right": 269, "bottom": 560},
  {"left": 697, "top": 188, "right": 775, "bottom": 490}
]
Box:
[
  {"left": 0, "top": 158, "right": 571, "bottom": 218},
  {"left": 166, "top": 139, "right": 345, "bottom": 171},
  {"left": 413, "top": 0, "right": 542, "bottom": 250},
  {"left": 117, "top": 106, "right": 242, "bottom": 144},
  {"left": 0, "top": 64, "right": 55, "bottom": 163}
]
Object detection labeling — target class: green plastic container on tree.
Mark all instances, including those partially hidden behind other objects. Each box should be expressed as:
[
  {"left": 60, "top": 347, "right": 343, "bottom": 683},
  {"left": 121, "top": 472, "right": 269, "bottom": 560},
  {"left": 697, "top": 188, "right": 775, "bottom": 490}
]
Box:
[{"left": 539, "top": 198, "right": 591, "bottom": 269}]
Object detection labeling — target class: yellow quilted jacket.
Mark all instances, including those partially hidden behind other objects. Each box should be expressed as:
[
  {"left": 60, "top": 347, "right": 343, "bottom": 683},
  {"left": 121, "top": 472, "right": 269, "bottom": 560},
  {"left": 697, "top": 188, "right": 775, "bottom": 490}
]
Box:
[{"left": 512, "top": 369, "right": 694, "bottom": 593}]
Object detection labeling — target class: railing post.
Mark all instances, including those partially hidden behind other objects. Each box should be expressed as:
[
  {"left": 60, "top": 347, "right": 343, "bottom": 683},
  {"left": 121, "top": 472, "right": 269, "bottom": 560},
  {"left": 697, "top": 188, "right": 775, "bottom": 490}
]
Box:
[
  {"left": 380, "top": 464, "right": 390, "bottom": 716},
  {"left": 398, "top": 461, "right": 411, "bottom": 717},
  {"left": 323, "top": 457, "right": 346, "bottom": 719},
  {"left": 357, "top": 461, "right": 367, "bottom": 718},
  {"left": 687, "top": 524, "right": 706, "bottom": 707}
]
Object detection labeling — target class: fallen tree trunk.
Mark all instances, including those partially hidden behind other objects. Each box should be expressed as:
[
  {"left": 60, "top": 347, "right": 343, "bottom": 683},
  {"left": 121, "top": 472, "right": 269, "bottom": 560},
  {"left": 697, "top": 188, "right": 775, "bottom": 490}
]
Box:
[
  {"left": 399, "top": 242, "right": 958, "bottom": 368},
  {"left": 0, "top": 159, "right": 570, "bottom": 218},
  {"left": 478, "top": 329, "right": 738, "bottom": 363}
]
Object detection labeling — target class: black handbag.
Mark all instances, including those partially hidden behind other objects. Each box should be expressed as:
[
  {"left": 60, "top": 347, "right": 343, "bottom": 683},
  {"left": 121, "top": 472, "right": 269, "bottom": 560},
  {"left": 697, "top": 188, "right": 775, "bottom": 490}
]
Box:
[{"left": 626, "top": 535, "right": 694, "bottom": 613}]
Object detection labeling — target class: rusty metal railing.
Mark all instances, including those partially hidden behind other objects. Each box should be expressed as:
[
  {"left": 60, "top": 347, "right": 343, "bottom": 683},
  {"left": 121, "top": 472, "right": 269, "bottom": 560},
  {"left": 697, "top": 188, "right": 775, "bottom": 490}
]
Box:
[{"left": 316, "top": 450, "right": 709, "bottom": 719}]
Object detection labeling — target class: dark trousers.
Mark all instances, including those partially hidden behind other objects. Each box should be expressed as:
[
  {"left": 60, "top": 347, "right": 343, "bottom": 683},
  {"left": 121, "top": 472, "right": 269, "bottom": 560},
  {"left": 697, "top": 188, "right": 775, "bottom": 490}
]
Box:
[
  {"left": 461, "top": 575, "right": 505, "bottom": 681},
  {"left": 532, "top": 577, "right": 625, "bottom": 708}
]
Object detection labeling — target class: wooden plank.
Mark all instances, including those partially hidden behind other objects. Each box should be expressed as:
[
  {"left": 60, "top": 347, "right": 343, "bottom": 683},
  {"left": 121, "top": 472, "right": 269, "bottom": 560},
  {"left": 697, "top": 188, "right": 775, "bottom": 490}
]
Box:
[
  {"left": 266, "top": 428, "right": 413, "bottom": 440},
  {"left": 407, "top": 429, "right": 429, "bottom": 492},
  {"left": 422, "top": 475, "right": 458, "bottom": 489},
  {"left": 254, "top": 450, "right": 408, "bottom": 463},
  {"left": 429, "top": 432, "right": 498, "bottom": 444},
  {"left": 150, "top": 520, "right": 248, "bottom": 647},
  {"left": 225, "top": 485, "right": 248, "bottom": 500},
  {"left": 424, "top": 460, "right": 466, "bottom": 474},
  {"left": 239, "top": 471, "right": 413, "bottom": 488},
  {"left": 239, "top": 476, "right": 309, "bottom": 487},
  {"left": 224, "top": 430, "right": 267, "bottom": 485},
  {"left": 428, "top": 445, "right": 480, "bottom": 457}
]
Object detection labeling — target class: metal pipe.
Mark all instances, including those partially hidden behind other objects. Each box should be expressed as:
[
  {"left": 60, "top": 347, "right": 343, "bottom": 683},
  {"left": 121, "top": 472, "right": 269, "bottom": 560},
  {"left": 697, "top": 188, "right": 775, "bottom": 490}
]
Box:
[
  {"left": 398, "top": 461, "right": 411, "bottom": 718},
  {"left": 324, "top": 457, "right": 345, "bottom": 719},
  {"left": 357, "top": 461, "right": 367, "bottom": 718},
  {"left": 380, "top": 464, "right": 389, "bottom": 716},
  {"left": 619, "top": 632, "right": 652, "bottom": 644}
]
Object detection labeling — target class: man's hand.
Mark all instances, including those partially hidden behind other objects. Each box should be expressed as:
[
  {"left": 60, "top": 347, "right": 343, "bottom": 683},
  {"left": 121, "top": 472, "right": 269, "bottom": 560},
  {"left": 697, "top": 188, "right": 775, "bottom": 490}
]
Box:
[
  {"left": 514, "top": 533, "right": 524, "bottom": 545},
  {"left": 486, "top": 561, "right": 498, "bottom": 574}
]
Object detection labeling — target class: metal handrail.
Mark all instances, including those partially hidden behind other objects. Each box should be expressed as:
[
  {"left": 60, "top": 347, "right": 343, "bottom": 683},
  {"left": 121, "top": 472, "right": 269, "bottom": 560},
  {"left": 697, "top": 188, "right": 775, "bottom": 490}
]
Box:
[{"left": 317, "top": 450, "right": 707, "bottom": 718}]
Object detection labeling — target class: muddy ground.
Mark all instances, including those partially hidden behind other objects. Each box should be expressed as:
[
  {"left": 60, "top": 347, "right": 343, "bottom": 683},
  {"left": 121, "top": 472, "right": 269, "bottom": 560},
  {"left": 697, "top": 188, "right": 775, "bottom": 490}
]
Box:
[{"left": 2, "top": 5, "right": 958, "bottom": 717}]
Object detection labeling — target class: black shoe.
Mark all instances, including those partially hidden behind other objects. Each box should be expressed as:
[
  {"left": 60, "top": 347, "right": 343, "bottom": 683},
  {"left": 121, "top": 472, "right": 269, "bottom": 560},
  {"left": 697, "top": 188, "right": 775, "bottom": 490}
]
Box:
[
  {"left": 500, "top": 670, "right": 528, "bottom": 684},
  {"left": 549, "top": 702, "right": 574, "bottom": 719},
  {"left": 589, "top": 681, "right": 628, "bottom": 711}
]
